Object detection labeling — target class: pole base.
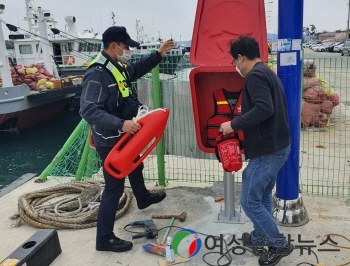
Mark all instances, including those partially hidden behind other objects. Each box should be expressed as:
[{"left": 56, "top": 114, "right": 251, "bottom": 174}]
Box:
[
  {"left": 272, "top": 193, "right": 309, "bottom": 227},
  {"left": 214, "top": 209, "right": 246, "bottom": 224},
  {"left": 212, "top": 171, "right": 246, "bottom": 224}
]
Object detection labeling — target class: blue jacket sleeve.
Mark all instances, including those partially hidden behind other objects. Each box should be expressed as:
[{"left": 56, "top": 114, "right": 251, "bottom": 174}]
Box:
[
  {"left": 80, "top": 70, "right": 124, "bottom": 130},
  {"left": 231, "top": 72, "right": 274, "bottom": 130},
  {"left": 127, "top": 52, "right": 163, "bottom": 81}
]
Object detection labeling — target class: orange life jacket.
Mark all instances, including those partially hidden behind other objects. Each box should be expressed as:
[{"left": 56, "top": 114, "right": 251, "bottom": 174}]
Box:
[{"left": 205, "top": 88, "right": 244, "bottom": 150}]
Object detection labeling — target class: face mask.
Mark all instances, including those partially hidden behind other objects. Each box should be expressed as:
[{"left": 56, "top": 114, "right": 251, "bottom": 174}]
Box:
[
  {"left": 115, "top": 44, "right": 132, "bottom": 63},
  {"left": 235, "top": 60, "right": 245, "bottom": 77}
]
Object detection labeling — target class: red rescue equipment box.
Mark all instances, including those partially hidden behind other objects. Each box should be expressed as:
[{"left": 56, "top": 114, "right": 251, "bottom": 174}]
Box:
[{"left": 189, "top": 0, "right": 268, "bottom": 154}]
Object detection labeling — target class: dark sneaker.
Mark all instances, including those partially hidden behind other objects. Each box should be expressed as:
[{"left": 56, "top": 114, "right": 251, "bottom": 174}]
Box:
[
  {"left": 241, "top": 232, "right": 266, "bottom": 256},
  {"left": 258, "top": 244, "right": 294, "bottom": 266},
  {"left": 137, "top": 191, "right": 166, "bottom": 210},
  {"left": 96, "top": 237, "right": 133, "bottom": 252}
]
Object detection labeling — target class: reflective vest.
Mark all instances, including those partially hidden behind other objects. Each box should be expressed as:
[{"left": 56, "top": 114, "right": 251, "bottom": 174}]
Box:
[
  {"left": 205, "top": 88, "right": 243, "bottom": 148},
  {"left": 88, "top": 53, "right": 130, "bottom": 98}
]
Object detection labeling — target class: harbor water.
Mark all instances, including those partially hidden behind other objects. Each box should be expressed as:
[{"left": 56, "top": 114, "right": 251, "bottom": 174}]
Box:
[{"left": 0, "top": 108, "right": 81, "bottom": 188}]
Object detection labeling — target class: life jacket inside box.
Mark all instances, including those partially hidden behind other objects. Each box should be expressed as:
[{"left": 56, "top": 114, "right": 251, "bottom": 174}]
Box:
[{"left": 189, "top": 0, "right": 268, "bottom": 154}]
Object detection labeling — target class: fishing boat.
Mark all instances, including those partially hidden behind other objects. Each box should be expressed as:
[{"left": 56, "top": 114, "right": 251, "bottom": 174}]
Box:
[
  {"left": 0, "top": 3, "right": 81, "bottom": 133},
  {"left": 131, "top": 42, "right": 185, "bottom": 75},
  {"left": 10, "top": 3, "right": 184, "bottom": 78},
  {"left": 131, "top": 20, "right": 185, "bottom": 75},
  {"left": 8, "top": 0, "right": 102, "bottom": 77}
]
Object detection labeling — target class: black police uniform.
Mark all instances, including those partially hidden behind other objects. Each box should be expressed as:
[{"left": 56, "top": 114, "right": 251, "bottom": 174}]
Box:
[{"left": 80, "top": 50, "right": 163, "bottom": 244}]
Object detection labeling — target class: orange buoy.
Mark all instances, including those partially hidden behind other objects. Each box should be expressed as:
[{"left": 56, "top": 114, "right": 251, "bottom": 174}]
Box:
[
  {"left": 63, "top": 55, "right": 76, "bottom": 66},
  {"left": 104, "top": 108, "right": 170, "bottom": 178}
]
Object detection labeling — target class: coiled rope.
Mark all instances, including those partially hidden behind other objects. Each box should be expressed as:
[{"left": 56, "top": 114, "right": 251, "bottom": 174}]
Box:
[{"left": 16, "top": 181, "right": 133, "bottom": 229}]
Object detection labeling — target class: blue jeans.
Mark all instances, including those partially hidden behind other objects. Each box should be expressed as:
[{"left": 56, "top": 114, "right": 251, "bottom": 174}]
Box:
[{"left": 240, "top": 145, "right": 291, "bottom": 249}]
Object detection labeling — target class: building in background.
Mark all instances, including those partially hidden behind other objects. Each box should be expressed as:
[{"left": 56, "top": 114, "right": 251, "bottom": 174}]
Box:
[{"left": 317, "top": 31, "right": 347, "bottom": 42}]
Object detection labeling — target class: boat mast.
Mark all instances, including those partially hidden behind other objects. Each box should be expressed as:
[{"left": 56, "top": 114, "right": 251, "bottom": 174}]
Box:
[
  {"left": 23, "top": 0, "right": 56, "bottom": 74},
  {"left": 24, "top": 0, "right": 58, "bottom": 36},
  {"left": 135, "top": 19, "right": 146, "bottom": 44},
  {"left": 24, "top": 0, "right": 39, "bottom": 35},
  {"left": 111, "top": 12, "right": 116, "bottom": 26},
  {"left": 37, "top": 7, "right": 53, "bottom": 74},
  {"left": 0, "top": 5, "right": 14, "bottom": 87},
  {"left": 135, "top": 20, "right": 140, "bottom": 43}
]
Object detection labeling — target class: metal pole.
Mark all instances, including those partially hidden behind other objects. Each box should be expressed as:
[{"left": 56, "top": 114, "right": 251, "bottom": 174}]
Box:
[
  {"left": 277, "top": 0, "right": 302, "bottom": 201},
  {"left": 274, "top": 0, "right": 308, "bottom": 226},
  {"left": 151, "top": 51, "right": 166, "bottom": 186},
  {"left": 0, "top": 9, "right": 14, "bottom": 87},
  {"left": 37, "top": 7, "right": 53, "bottom": 74},
  {"left": 347, "top": 0, "right": 350, "bottom": 41},
  {"left": 214, "top": 171, "right": 245, "bottom": 224},
  {"left": 224, "top": 171, "right": 235, "bottom": 217}
]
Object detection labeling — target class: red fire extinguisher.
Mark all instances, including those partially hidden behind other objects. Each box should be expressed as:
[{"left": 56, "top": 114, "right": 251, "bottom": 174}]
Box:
[{"left": 215, "top": 132, "right": 242, "bottom": 172}]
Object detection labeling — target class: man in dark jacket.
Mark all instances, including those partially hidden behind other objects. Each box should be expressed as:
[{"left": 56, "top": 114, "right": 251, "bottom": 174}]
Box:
[
  {"left": 220, "top": 35, "right": 292, "bottom": 266},
  {"left": 80, "top": 26, "right": 174, "bottom": 253}
]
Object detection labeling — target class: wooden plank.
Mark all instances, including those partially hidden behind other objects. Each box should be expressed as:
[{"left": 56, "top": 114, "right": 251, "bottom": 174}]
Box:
[{"left": 158, "top": 257, "right": 191, "bottom": 266}]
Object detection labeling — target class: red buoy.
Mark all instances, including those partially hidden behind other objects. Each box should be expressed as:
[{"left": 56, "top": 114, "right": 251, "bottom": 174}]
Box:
[{"left": 104, "top": 108, "right": 170, "bottom": 178}]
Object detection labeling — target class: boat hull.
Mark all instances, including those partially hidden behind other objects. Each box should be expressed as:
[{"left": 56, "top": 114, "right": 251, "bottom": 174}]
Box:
[
  {"left": 58, "top": 67, "right": 88, "bottom": 77},
  {"left": 0, "top": 98, "right": 72, "bottom": 131},
  {"left": 0, "top": 85, "right": 82, "bottom": 132}
]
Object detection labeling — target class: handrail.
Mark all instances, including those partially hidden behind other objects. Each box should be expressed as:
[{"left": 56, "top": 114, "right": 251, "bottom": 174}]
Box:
[{"left": 0, "top": 96, "right": 25, "bottom": 103}]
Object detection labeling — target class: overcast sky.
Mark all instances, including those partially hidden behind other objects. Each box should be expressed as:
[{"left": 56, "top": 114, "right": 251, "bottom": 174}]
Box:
[{"left": 1, "top": 0, "right": 350, "bottom": 42}]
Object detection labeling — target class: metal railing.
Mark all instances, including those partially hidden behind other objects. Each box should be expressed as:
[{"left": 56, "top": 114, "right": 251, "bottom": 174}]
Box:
[
  {"left": 136, "top": 54, "right": 350, "bottom": 197},
  {"left": 46, "top": 53, "right": 350, "bottom": 198}
]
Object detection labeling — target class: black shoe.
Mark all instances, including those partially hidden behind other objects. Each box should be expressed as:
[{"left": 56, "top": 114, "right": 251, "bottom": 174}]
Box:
[
  {"left": 96, "top": 237, "right": 133, "bottom": 252},
  {"left": 241, "top": 232, "right": 266, "bottom": 256},
  {"left": 137, "top": 192, "right": 166, "bottom": 210},
  {"left": 258, "top": 244, "right": 294, "bottom": 266}
]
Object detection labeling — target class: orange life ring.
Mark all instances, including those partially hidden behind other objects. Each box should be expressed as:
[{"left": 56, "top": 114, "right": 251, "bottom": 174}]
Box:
[{"left": 63, "top": 55, "right": 75, "bottom": 66}]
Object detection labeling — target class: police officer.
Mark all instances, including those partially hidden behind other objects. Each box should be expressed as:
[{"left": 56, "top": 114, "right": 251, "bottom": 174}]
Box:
[{"left": 80, "top": 26, "right": 174, "bottom": 253}]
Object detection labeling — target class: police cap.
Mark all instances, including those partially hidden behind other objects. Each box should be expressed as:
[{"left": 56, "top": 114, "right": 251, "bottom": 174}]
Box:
[{"left": 102, "top": 26, "right": 140, "bottom": 47}]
